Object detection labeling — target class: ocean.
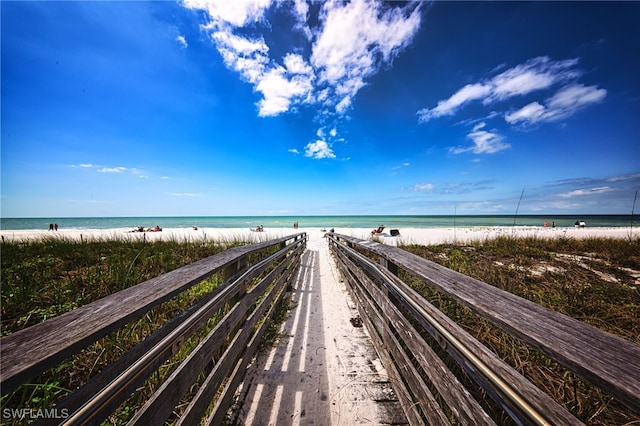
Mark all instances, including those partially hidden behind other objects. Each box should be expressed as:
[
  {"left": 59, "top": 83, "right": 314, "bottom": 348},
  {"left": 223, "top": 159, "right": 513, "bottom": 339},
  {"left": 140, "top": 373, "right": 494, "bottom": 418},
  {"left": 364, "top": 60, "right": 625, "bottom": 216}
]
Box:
[{"left": 0, "top": 215, "right": 637, "bottom": 231}]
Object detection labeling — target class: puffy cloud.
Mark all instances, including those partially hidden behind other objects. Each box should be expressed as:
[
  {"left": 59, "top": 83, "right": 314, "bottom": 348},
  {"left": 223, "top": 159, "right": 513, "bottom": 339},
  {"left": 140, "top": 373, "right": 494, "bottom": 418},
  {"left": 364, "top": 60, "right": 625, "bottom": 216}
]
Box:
[
  {"left": 255, "top": 65, "right": 314, "bottom": 116},
  {"left": 311, "top": 0, "right": 421, "bottom": 112},
  {"left": 489, "top": 57, "right": 579, "bottom": 101},
  {"left": 449, "top": 122, "right": 510, "bottom": 155},
  {"left": 505, "top": 84, "right": 606, "bottom": 125},
  {"left": 182, "top": 0, "right": 271, "bottom": 27},
  {"left": 183, "top": 0, "right": 422, "bottom": 118},
  {"left": 418, "top": 56, "right": 584, "bottom": 122},
  {"left": 503, "top": 101, "right": 546, "bottom": 124},
  {"left": 304, "top": 140, "right": 336, "bottom": 159},
  {"left": 176, "top": 35, "right": 188, "bottom": 48}
]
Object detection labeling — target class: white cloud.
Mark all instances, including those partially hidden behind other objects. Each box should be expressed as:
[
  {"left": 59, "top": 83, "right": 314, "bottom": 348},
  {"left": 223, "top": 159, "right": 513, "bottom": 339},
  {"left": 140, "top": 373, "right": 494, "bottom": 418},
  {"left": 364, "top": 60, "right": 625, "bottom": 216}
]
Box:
[
  {"left": 335, "top": 95, "right": 352, "bottom": 114},
  {"left": 255, "top": 66, "right": 314, "bottom": 116},
  {"left": 176, "top": 35, "right": 188, "bottom": 48},
  {"left": 489, "top": 57, "right": 579, "bottom": 101},
  {"left": 419, "top": 83, "right": 491, "bottom": 121},
  {"left": 288, "top": 148, "right": 300, "bottom": 154},
  {"left": 98, "top": 166, "right": 127, "bottom": 173},
  {"left": 183, "top": 0, "right": 421, "bottom": 118},
  {"left": 450, "top": 123, "right": 510, "bottom": 154},
  {"left": 503, "top": 102, "right": 546, "bottom": 124},
  {"left": 310, "top": 0, "right": 421, "bottom": 112},
  {"left": 414, "top": 183, "right": 434, "bottom": 191},
  {"left": 505, "top": 84, "right": 606, "bottom": 125},
  {"left": 182, "top": 0, "right": 271, "bottom": 27},
  {"left": 304, "top": 140, "right": 336, "bottom": 159},
  {"left": 291, "top": 0, "right": 311, "bottom": 39},
  {"left": 391, "top": 162, "right": 410, "bottom": 173},
  {"left": 418, "top": 56, "right": 584, "bottom": 122},
  {"left": 558, "top": 186, "right": 614, "bottom": 198},
  {"left": 607, "top": 173, "right": 640, "bottom": 183}
]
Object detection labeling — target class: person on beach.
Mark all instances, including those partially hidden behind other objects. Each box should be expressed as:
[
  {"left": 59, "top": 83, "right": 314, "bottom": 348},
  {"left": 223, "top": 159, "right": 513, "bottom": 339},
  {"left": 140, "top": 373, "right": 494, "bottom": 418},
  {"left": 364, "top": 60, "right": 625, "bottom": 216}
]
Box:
[
  {"left": 371, "top": 225, "right": 385, "bottom": 235},
  {"left": 146, "top": 225, "right": 162, "bottom": 232},
  {"left": 49, "top": 223, "right": 54, "bottom": 231}
]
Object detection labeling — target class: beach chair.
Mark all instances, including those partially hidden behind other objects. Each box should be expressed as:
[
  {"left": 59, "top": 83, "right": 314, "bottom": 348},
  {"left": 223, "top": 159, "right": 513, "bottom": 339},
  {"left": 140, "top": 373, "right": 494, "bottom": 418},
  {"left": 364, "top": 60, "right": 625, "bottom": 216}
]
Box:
[{"left": 371, "top": 225, "right": 385, "bottom": 235}]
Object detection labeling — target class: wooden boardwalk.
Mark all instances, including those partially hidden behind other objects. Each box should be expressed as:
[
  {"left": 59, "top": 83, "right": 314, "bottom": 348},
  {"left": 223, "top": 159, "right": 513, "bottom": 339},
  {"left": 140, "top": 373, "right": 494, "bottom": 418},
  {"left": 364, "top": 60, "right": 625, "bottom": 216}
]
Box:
[
  {"left": 2, "top": 231, "right": 638, "bottom": 424},
  {"left": 233, "top": 233, "right": 407, "bottom": 425}
]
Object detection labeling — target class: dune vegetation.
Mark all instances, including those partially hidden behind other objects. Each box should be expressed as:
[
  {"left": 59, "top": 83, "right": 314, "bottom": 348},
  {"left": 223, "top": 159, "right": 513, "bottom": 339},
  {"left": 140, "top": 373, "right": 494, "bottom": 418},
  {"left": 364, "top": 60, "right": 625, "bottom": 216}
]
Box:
[{"left": 400, "top": 235, "right": 640, "bottom": 425}]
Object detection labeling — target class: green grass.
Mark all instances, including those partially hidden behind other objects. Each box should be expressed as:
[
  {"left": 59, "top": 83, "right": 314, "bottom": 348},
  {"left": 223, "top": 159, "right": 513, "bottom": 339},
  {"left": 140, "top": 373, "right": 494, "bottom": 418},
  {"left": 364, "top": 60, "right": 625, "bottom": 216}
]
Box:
[
  {"left": 0, "top": 235, "right": 277, "bottom": 425},
  {"left": 399, "top": 235, "right": 640, "bottom": 425}
]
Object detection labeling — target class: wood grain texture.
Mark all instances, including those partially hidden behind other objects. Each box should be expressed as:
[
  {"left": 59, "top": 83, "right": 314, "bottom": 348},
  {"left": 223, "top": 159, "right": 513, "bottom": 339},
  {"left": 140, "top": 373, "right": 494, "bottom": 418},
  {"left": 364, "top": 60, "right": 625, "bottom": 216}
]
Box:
[{"left": 332, "top": 234, "right": 640, "bottom": 413}]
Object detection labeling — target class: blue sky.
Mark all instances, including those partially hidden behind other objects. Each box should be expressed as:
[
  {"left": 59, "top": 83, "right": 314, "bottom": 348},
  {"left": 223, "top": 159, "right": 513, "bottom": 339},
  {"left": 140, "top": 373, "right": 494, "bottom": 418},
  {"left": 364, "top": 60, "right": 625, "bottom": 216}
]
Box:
[{"left": 1, "top": 1, "right": 639, "bottom": 218}]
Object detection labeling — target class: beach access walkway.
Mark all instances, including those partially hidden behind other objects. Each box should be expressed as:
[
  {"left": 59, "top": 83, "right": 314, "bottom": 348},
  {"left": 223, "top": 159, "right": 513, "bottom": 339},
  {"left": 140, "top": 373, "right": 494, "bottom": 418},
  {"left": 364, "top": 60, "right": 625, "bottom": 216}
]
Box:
[{"left": 233, "top": 232, "right": 407, "bottom": 425}]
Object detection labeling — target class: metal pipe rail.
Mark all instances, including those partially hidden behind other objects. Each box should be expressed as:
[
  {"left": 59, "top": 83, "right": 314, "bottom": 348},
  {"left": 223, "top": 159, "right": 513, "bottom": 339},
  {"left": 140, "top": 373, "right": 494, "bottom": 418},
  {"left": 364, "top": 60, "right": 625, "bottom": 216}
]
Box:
[
  {"left": 327, "top": 233, "right": 640, "bottom": 425},
  {"left": 1, "top": 233, "right": 306, "bottom": 425}
]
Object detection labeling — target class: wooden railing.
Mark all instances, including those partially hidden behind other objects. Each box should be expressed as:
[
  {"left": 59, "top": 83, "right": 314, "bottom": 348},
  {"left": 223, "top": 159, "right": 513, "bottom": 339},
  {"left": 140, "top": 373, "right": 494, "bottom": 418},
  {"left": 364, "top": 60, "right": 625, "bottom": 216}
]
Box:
[
  {"left": 0, "top": 233, "right": 306, "bottom": 425},
  {"left": 327, "top": 233, "right": 640, "bottom": 426}
]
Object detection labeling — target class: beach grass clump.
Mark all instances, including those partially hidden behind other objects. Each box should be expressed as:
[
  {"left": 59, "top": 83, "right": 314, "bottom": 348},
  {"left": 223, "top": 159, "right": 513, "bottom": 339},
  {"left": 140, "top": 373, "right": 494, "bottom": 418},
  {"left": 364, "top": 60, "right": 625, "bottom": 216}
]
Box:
[
  {"left": 398, "top": 235, "right": 640, "bottom": 425},
  {"left": 0, "top": 235, "right": 269, "bottom": 424},
  {"left": 1, "top": 235, "right": 250, "bottom": 335}
]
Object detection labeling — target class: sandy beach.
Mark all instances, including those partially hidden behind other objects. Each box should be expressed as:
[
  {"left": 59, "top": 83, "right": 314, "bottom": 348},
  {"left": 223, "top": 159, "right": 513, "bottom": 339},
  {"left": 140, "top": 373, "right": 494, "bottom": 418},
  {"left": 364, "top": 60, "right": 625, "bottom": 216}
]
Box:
[{"left": 1, "top": 225, "right": 636, "bottom": 246}]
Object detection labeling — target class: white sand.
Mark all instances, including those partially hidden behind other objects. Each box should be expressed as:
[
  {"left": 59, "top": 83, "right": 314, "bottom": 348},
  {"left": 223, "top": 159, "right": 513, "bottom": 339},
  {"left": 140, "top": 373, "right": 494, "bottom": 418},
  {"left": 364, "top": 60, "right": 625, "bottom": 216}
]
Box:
[{"left": 1, "top": 225, "right": 636, "bottom": 245}]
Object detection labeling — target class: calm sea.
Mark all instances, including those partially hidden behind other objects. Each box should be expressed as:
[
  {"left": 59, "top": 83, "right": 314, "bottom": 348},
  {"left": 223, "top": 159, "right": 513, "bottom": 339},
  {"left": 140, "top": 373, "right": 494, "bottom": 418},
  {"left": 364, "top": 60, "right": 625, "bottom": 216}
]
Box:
[{"left": 0, "top": 215, "right": 637, "bottom": 231}]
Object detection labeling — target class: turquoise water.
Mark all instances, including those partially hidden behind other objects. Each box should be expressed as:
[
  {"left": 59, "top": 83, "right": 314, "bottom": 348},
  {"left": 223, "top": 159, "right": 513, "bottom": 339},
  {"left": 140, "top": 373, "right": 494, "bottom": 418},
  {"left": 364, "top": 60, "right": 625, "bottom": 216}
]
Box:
[{"left": 1, "top": 215, "right": 637, "bottom": 231}]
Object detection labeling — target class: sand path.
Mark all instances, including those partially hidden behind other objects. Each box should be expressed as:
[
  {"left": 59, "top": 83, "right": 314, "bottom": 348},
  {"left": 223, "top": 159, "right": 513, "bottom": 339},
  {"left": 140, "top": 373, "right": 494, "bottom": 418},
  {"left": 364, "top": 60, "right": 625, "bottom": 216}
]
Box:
[{"left": 233, "top": 232, "right": 406, "bottom": 425}]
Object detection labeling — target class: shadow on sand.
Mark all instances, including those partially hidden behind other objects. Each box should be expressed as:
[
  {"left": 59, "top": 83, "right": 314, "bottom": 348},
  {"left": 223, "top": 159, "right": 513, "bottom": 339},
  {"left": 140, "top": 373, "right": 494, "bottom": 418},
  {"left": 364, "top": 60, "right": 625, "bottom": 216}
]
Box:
[{"left": 233, "top": 248, "right": 331, "bottom": 424}]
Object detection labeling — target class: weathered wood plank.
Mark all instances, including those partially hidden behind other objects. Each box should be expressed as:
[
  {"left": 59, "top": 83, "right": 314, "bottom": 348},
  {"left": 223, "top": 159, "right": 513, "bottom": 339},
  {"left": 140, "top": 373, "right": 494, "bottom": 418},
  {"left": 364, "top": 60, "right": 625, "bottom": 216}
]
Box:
[
  {"left": 335, "top": 252, "right": 445, "bottom": 425},
  {"left": 43, "top": 280, "right": 240, "bottom": 423},
  {"left": 178, "top": 266, "right": 292, "bottom": 425},
  {"left": 129, "top": 293, "right": 248, "bottom": 425},
  {"left": 127, "top": 239, "right": 304, "bottom": 424},
  {"left": 381, "top": 271, "right": 583, "bottom": 425},
  {"left": 334, "top": 234, "right": 640, "bottom": 413},
  {"left": 0, "top": 234, "right": 304, "bottom": 393},
  {"left": 336, "top": 237, "right": 588, "bottom": 424},
  {"left": 204, "top": 269, "right": 293, "bottom": 426},
  {"left": 335, "top": 247, "right": 496, "bottom": 425}
]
